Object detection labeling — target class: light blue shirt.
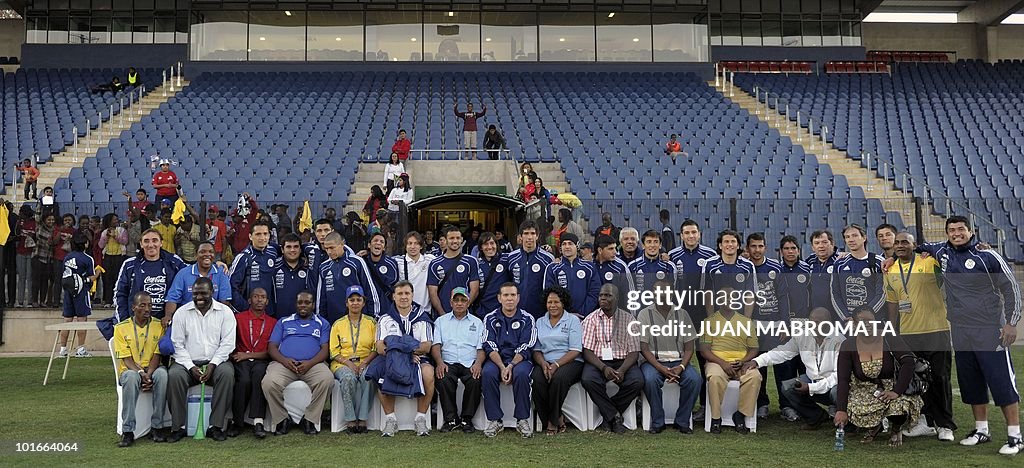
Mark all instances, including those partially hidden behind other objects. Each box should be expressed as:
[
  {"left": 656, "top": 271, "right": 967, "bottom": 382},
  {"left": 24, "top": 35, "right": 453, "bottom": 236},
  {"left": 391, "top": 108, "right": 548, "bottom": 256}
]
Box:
[
  {"left": 433, "top": 311, "right": 484, "bottom": 367},
  {"left": 165, "top": 264, "right": 233, "bottom": 306},
  {"left": 535, "top": 312, "right": 583, "bottom": 363}
]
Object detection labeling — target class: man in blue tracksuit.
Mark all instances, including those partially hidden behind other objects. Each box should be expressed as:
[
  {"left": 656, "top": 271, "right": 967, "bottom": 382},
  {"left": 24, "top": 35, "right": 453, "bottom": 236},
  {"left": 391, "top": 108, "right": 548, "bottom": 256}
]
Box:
[
  {"left": 114, "top": 229, "right": 186, "bottom": 325},
  {"left": 778, "top": 235, "right": 812, "bottom": 320},
  {"left": 503, "top": 221, "right": 554, "bottom": 319},
  {"left": 481, "top": 282, "right": 537, "bottom": 438},
  {"left": 594, "top": 235, "right": 635, "bottom": 302},
  {"left": 475, "top": 232, "right": 508, "bottom": 318},
  {"left": 628, "top": 230, "right": 678, "bottom": 295},
  {"left": 316, "top": 232, "right": 380, "bottom": 322},
  {"left": 230, "top": 221, "right": 281, "bottom": 315},
  {"left": 805, "top": 230, "right": 839, "bottom": 316},
  {"left": 543, "top": 233, "right": 600, "bottom": 317},
  {"left": 273, "top": 234, "right": 311, "bottom": 318},
  {"left": 303, "top": 219, "right": 334, "bottom": 291},
  {"left": 361, "top": 232, "right": 399, "bottom": 311},
  {"left": 829, "top": 224, "right": 884, "bottom": 320},
  {"left": 428, "top": 225, "right": 480, "bottom": 318},
  {"left": 701, "top": 230, "right": 758, "bottom": 318},
  {"left": 746, "top": 233, "right": 796, "bottom": 421},
  {"left": 919, "top": 216, "right": 1021, "bottom": 454}
]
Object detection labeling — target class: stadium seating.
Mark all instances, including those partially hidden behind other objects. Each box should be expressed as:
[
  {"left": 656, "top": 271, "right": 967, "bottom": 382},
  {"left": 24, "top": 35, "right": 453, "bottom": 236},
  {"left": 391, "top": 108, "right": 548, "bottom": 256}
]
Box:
[{"left": 734, "top": 61, "right": 1023, "bottom": 260}]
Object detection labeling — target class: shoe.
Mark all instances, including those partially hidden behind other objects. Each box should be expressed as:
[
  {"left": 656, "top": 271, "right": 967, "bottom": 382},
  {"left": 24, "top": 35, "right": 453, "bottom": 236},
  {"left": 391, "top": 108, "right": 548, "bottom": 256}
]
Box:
[
  {"left": 649, "top": 424, "right": 666, "bottom": 434},
  {"left": 960, "top": 429, "right": 992, "bottom": 446},
  {"left": 801, "top": 411, "right": 828, "bottom": 431},
  {"left": 733, "top": 411, "right": 750, "bottom": 434},
  {"left": 253, "top": 423, "right": 267, "bottom": 439},
  {"left": 274, "top": 419, "right": 291, "bottom": 436},
  {"left": 937, "top": 428, "right": 954, "bottom": 442},
  {"left": 999, "top": 436, "right": 1022, "bottom": 455},
  {"left": 358, "top": 426, "right": 369, "bottom": 434},
  {"left": 756, "top": 405, "right": 769, "bottom": 419},
  {"left": 118, "top": 432, "right": 134, "bottom": 448},
  {"left": 58, "top": 348, "right": 68, "bottom": 358},
  {"left": 460, "top": 420, "right": 476, "bottom": 434},
  {"left": 166, "top": 429, "right": 185, "bottom": 443},
  {"left": 692, "top": 409, "right": 705, "bottom": 423},
  {"left": 414, "top": 415, "right": 430, "bottom": 437},
  {"left": 301, "top": 418, "right": 318, "bottom": 435},
  {"left": 903, "top": 421, "right": 937, "bottom": 438},
  {"left": 516, "top": 419, "right": 533, "bottom": 439},
  {"left": 781, "top": 407, "right": 800, "bottom": 422},
  {"left": 677, "top": 424, "right": 693, "bottom": 434},
  {"left": 483, "top": 420, "right": 503, "bottom": 438},
  {"left": 225, "top": 423, "right": 241, "bottom": 438},
  {"left": 74, "top": 348, "right": 93, "bottom": 358},
  {"left": 610, "top": 415, "right": 627, "bottom": 434},
  {"left": 710, "top": 419, "right": 722, "bottom": 434},
  {"left": 150, "top": 428, "right": 166, "bottom": 443},
  {"left": 439, "top": 420, "right": 459, "bottom": 433},
  {"left": 381, "top": 417, "right": 398, "bottom": 437},
  {"left": 209, "top": 427, "right": 227, "bottom": 442}
]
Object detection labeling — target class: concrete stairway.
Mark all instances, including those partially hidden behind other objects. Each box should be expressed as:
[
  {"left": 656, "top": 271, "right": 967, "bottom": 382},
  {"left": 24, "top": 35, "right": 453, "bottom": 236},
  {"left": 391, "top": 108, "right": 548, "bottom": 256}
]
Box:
[
  {"left": 5, "top": 80, "right": 190, "bottom": 199},
  {"left": 717, "top": 81, "right": 948, "bottom": 242}
]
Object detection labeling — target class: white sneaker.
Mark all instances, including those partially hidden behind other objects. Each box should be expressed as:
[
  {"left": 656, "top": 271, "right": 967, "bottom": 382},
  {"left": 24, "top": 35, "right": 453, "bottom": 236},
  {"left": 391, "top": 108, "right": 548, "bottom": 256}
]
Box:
[
  {"left": 937, "top": 428, "right": 955, "bottom": 442},
  {"left": 57, "top": 348, "right": 68, "bottom": 358},
  {"left": 780, "top": 407, "right": 800, "bottom": 422},
  {"left": 381, "top": 417, "right": 398, "bottom": 437},
  {"left": 414, "top": 415, "right": 430, "bottom": 437},
  {"left": 999, "top": 436, "right": 1022, "bottom": 455},
  {"left": 756, "top": 405, "right": 769, "bottom": 419},
  {"left": 902, "top": 421, "right": 937, "bottom": 438},
  {"left": 483, "top": 420, "right": 503, "bottom": 438},
  {"left": 74, "top": 348, "right": 93, "bottom": 358},
  {"left": 516, "top": 419, "right": 532, "bottom": 439},
  {"left": 959, "top": 429, "right": 992, "bottom": 446}
]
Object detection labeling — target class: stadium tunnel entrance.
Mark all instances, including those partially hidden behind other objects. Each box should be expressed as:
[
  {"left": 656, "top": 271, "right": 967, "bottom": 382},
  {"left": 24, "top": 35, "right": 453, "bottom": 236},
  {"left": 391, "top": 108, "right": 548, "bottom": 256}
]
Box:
[{"left": 407, "top": 191, "right": 533, "bottom": 237}]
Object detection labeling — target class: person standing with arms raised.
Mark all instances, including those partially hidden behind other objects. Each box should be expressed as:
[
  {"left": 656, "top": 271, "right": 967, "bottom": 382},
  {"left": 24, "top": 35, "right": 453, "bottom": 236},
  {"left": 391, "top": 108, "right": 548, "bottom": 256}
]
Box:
[{"left": 453, "top": 102, "right": 487, "bottom": 160}]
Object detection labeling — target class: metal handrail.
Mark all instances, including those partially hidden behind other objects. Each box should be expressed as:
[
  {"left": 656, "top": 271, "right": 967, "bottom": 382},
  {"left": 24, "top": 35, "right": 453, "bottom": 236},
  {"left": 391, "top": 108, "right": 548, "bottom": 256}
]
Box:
[{"left": 403, "top": 148, "right": 512, "bottom": 161}]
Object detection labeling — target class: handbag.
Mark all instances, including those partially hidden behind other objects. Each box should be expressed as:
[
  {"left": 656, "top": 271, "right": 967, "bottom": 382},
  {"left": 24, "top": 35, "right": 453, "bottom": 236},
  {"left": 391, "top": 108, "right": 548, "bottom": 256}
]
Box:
[{"left": 891, "top": 351, "right": 932, "bottom": 396}]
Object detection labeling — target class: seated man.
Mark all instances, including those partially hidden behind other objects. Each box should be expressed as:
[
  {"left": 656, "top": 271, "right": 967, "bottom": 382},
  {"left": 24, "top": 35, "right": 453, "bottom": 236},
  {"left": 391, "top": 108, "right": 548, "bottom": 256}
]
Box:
[
  {"left": 113, "top": 291, "right": 168, "bottom": 447},
  {"left": 637, "top": 278, "right": 702, "bottom": 434},
  {"left": 581, "top": 283, "right": 643, "bottom": 434},
  {"left": 432, "top": 287, "right": 486, "bottom": 434},
  {"left": 229, "top": 288, "right": 276, "bottom": 439},
  {"left": 167, "top": 278, "right": 237, "bottom": 442},
  {"left": 261, "top": 291, "right": 333, "bottom": 435},
  {"left": 741, "top": 307, "right": 842, "bottom": 430},
  {"left": 481, "top": 283, "right": 537, "bottom": 438},
  {"left": 374, "top": 280, "right": 435, "bottom": 437},
  {"left": 701, "top": 289, "right": 761, "bottom": 434}
]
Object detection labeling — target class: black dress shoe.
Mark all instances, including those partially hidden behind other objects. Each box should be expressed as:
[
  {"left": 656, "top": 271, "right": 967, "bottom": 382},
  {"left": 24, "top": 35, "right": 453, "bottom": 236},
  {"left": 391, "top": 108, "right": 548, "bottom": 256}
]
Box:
[
  {"left": 150, "top": 428, "right": 167, "bottom": 443},
  {"left": 460, "top": 421, "right": 475, "bottom": 434},
  {"left": 253, "top": 423, "right": 267, "bottom": 439},
  {"left": 274, "top": 419, "right": 291, "bottom": 436},
  {"left": 166, "top": 429, "right": 186, "bottom": 443},
  {"left": 649, "top": 424, "right": 666, "bottom": 434},
  {"left": 439, "top": 420, "right": 459, "bottom": 433},
  {"left": 209, "top": 427, "right": 227, "bottom": 441},
  {"left": 733, "top": 411, "right": 750, "bottom": 434},
  {"left": 301, "top": 418, "right": 318, "bottom": 435},
  {"left": 710, "top": 419, "right": 722, "bottom": 434},
  {"left": 118, "top": 432, "right": 135, "bottom": 448},
  {"left": 611, "top": 415, "right": 627, "bottom": 434},
  {"left": 226, "top": 424, "right": 241, "bottom": 438},
  {"left": 676, "top": 424, "right": 693, "bottom": 434}
]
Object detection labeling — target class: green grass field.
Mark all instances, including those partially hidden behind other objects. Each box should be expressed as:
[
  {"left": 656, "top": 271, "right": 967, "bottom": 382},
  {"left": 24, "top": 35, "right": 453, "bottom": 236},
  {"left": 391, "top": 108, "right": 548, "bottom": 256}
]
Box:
[{"left": 1, "top": 351, "right": 1021, "bottom": 467}]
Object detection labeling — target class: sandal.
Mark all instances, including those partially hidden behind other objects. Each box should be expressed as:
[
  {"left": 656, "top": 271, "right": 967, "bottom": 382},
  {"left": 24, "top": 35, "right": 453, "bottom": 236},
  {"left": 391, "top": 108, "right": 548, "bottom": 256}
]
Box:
[
  {"left": 861, "top": 425, "right": 882, "bottom": 444},
  {"left": 545, "top": 424, "right": 557, "bottom": 436},
  {"left": 558, "top": 424, "right": 567, "bottom": 434}
]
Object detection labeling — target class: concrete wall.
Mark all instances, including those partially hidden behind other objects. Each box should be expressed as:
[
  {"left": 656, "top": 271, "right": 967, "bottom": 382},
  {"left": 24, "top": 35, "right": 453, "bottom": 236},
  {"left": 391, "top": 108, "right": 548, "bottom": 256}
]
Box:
[
  {"left": 996, "top": 25, "right": 1024, "bottom": 61},
  {"left": 0, "top": 309, "right": 108, "bottom": 355},
  {"left": 0, "top": 19, "right": 24, "bottom": 59},
  {"left": 862, "top": 23, "right": 978, "bottom": 60}
]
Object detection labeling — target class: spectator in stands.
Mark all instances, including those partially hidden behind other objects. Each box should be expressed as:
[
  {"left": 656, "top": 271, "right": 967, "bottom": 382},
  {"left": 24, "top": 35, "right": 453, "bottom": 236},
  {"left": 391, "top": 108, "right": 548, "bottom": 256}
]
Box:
[
  {"left": 15, "top": 205, "right": 36, "bottom": 307},
  {"left": 52, "top": 214, "right": 76, "bottom": 306},
  {"left": 125, "top": 67, "right": 142, "bottom": 88},
  {"left": 518, "top": 163, "right": 534, "bottom": 189},
  {"left": 701, "top": 288, "right": 761, "bottom": 434},
  {"left": 58, "top": 233, "right": 96, "bottom": 358},
  {"left": 167, "top": 278, "right": 237, "bottom": 443},
  {"left": 37, "top": 186, "right": 59, "bottom": 221},
  {"left": 113, "top": 229, "right": 186, "bottom": 325},
  {"left": 543, "top": 233, "right": 599, "bottom": 317},
  {"left": 364, "top": 186, "right": 388, "bottom": 224},
  {"left": 330, "top": 285, "right": 378, "bottom": 434},
  {"left": 32, "top": 213, "right": 56, "bottom": 307},
  {"left": 580, "top": 242, "right": 593, "bottom": 262},
  {"left": 384, "top": 153, "right": 406, "bottom": 193},
  {"left": 262, "top": 291, "right": 333, "bottom": 436},
  {"left": 342, "top": 212, "right": 368, "bottom": 254},
  {"left": 3, "top": 201, "right": 18, "bottom": 308},
  {"left": 454, "top": 102, "right": 487, "bottom": 159},
  {"left": 98, "top": 213, "right": 128, "bottom": 307},
  {"left": 387, "top": 174, "right": 413, "bottom": 217},
  {"left": 230, "top": 288, "right": 276, "bottom": 439},
  {"left": 432, "top": 287, "right": 486, "bottom": 433},
  {"left": 875, "top": 223, "right": 897, "bottom": 259},
  {"left": 664, "top": 134, "right": 687, "bottom": 164},
  {"left": 174, "top": 216, "right": 201, "bottom": 264},
  {"left": 618, "top": 227, "right": 640, "bottom": 264},
  {"left": 660, "top": 210, "right": 675, "bottom": 252},
  {"left": 494, "top": 230, "right": 513, "bottom": 254},
  {"left": 581, "top": 283, "right": 642, "bottom": 434},
  {"left": 593, "top": 213, "right": 620, "bottom": 244},
  {"left": 151, "top": 160, "right": 179, "bottom": 206},
  {"left": 481, "top": 282, "right": 537, "bottom": 438},
  {"left": 123, "top": 189, "right": 149, "bottom": 217},
  {"left": 428, "top": 225, "right": 481, "bottom": 318},
  {"left": 274, "top": 205, "right": 292, "bottom": 241},
  {"left": 16, "top": 157, "right": 39, "bottom": 200},
  {"left": 531, "top": 286, "right": 584, "bottom": 435},
  {"left": 395, "top": 231, "right": 435, "bottom": 316},
  {"left": 113, "top": 291, "right": 169, "bottom": 447},
  {"left": 75, "top": 215, "right": 95, "bottom": 261},
  {"left": 164, "top": 242, "right": 231, "bottom": 319},
  {"left": 638, "top": 277, "right": 702, "bottom": 434},
  {"left": 483, "top": 125, "right": 506, "bottom": 160},
  {"left": 552, "top": 208, "right": 584, "bottom": 249},
  {"left": 91, "top": 76, "right": 123, "bottom": 94},
  {"left": 323, "top": 207, "right": 341, "bottom": 233},
  {"left": 230, "top": 221, "right": 280, "bottom": 316},
  {"left": 391, "top": 129, "right": 412, "bottom": 162},
  {"left": 374, "top": 280, "right": 435, "bottom": 437},
  {"left": 368, "top": 209, "right": 388, "bottom": 237},
  {"left": 154, "top": 210, "right": 176, "bottom": 254},
  {"left": 207, "top": 205, "right": 228, "bottom": 262},
  {"left": 228, "top": 194, "right": 259, "bottom": 257},
  {"left": 835, "top": 308, "right": 922, "bottom": 447}
]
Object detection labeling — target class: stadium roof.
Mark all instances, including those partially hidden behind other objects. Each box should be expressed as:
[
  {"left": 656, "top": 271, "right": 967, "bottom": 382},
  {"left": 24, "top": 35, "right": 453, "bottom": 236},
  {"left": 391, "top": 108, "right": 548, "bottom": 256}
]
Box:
[{"left": 865, "top": 0, "right": 1024, "bottom": 25}]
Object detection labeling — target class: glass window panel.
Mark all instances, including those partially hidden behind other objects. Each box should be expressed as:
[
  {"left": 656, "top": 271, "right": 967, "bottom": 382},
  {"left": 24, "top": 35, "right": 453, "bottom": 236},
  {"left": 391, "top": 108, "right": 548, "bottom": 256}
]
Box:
[
  {"left": 781, "top": 0, "right": 800, "bottom": 12},
  {"left": 91, "top": 16, "right": 111, "bottom": 43},
  {"left": 49, "top": 16, "right": 69, "bottom": 43},
  {"left": 93, "top": 0, "right": 111, "bottom": 9},
  {"left": 366, "top": 10, "right": 421, "bottom": 62},
  {"left": 741, "top": 0, "right": 759, "bottom": 12},
  {"left": 597, "top": 11, "right": 651, "bottom": 62},
  {"left": 112, "top": 0, "right": 130, "bottom": 10},
  {"left": 710, "top": 18, "right": 722, "bottom": 45},
  {"left": 821, "top": 0, "right": 839, "bottom": 13},
  {"left": 176, "top": 16, "right": 188, "bottom": 43},
  {"left": 539, "top": 12, "right": 595, "bottom": 62},
  {"left": 782, "top": 19, "right": 801, "bottom": 46},
  {"left": 133, "top": 16, "right": 153, "bottom": 43},
  {"left": 155, "top": 17, "right": 175, "bottom": 43},
  {"left": 50, "top": 0, "right": 69, "bottom": 9},
  {"left": 112, "top": 16, "right": 131, "bottom": 43},
  {"left": 69, "top": 0, "right": 88, "bottom": 10},
  {"left": 762, "top": 19, "right": 781, "bottom": 45},
  {"left": 844, "top": 21, "right": 860, "bottom": 45},
  {"left": 822, "top": 20, "right": 840, "bottom": 45},
  {"left": 722, "top": 0, "right": 740, "bottom": 12},
  {"left": 654, "top": 14, "right": 709, "bottom": 61},
  {"left": 69, "top": 16, "right": 89, "bottom": 43},
  {"left": 190, "top": 10, "right": 247, "bottom": 61},
  {"left": 802, "top": 0, "right": 820, "bottom": 12},
  {"left": 423, "top": 11, "right": 479, "bottom": 62},
  {"left": 154, "top": 0, "right": 174, "bottom": 10},
  {"left": 248, "top": 10, "right": 305, "bottom": 61},
  {"left": 134, "top": 0, "right": 153, "bottom": 10},
  {"left": 481, "top": 11, "right": 537, "bottom": 62},
  {"left": 27, "top": 17, "right": 47, "bottom": 43},
  {"left": 802, "top": 20, "right": 821, "bottom": 45},
  {"left": 741, "top": 19, "right": 760, "bottom": 45},
  {"left": 763, "top": 0, "right": 780, "bottom": 12},
  {"left": 308, "top": 10, "right": 363, "bottom": 61},
  {"left": 721, "top": 18, "right": 740, "bottom": 45}
]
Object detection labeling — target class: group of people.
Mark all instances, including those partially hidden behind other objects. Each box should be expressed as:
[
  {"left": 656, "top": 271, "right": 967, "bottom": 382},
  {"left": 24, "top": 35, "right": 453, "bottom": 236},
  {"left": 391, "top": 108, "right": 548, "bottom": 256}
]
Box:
[
  {"left": 90, "top": 67, "right": 144, "bottom": 94},
  {"left": 102, "top": 208, "right": 1019, "bottom": 456}
]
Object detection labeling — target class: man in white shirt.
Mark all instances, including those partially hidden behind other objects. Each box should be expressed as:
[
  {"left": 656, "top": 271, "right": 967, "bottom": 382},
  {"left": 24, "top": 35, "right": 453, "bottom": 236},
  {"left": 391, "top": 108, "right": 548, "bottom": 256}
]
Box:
[
  {"left": 166, "top": 277, "right": 237, "bottom": 442},
  {"left": 395, "top": 231, "right": 436, "bottom": 315},
  {"left": 741, "top": 307, "right": 842, "bottom": 430}
]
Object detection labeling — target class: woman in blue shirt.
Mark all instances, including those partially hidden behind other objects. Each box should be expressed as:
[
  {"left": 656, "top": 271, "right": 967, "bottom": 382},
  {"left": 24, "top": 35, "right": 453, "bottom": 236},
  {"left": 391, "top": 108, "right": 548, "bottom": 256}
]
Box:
[{"left": 531, "top": 286, "right": 584, "bottom": 435}]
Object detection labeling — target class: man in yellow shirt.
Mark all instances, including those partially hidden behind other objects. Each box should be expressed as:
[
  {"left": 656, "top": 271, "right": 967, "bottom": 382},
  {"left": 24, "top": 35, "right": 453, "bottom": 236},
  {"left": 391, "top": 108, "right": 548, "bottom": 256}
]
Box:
[
  {"left": 155, "top": 209, "right": 177, "bottom": 254},
  {"left": 700, "top": 291, "right": 760, "bottom": 434},
  {"left": 113, "top": 291, "right": 168, "bottom": 447},
  {"left": 330, "top": 285, "right": 379, "bottom": 434},
  {"left": 884, "top": 231, "right": 955, "bottom": 441}
]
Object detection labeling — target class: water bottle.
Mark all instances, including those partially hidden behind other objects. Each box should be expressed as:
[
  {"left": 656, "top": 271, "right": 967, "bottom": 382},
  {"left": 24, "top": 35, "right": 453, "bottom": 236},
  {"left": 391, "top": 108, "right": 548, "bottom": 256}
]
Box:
[{"left": 834, "top": 425, "right": 846, "bottom": 452}]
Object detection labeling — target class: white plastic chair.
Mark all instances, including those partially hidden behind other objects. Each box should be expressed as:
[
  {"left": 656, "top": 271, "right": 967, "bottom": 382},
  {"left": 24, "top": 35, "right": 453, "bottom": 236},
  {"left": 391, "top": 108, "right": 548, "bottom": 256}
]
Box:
[
  {"left": 641, "top": 381, "right": 695, "bottom": 430},
  {"left": 703, "top": 380, "right": 758, "bottom": 433},
  {"left": 367, "top": 394, "right": 421, "bottom": 431},
  {"left": 533, "top": 383, "right": 592, "bottom": 432},
  {"left": 110, "top": 339, "right": 168, "bottom": 437},
  {"left": 472, "top": 382, "right": 534, "bottom": 429}
]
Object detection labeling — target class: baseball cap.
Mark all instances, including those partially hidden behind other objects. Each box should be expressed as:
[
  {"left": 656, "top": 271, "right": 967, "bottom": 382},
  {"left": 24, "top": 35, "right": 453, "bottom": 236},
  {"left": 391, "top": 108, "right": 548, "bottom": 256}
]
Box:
[
  {"left": 208, "top": 204, "right": 219, "bottom": 212},
  {"left": 159, "top": 159, "right": 170, "bottom": 166},
  {"left": 161, "top": 198, "right": 171, "bottom": 206},
  {"left": 580, "top": 241, "right": 594, "bottom": 250},
  {"left": 451, "top": 287, "right": 469, "bottom": 299},
  {"left": 560, "top": 232, "right": 580, "bottom": 246},
  {"left": 346, "top": 285, "right": 364, "bottom": 298}
]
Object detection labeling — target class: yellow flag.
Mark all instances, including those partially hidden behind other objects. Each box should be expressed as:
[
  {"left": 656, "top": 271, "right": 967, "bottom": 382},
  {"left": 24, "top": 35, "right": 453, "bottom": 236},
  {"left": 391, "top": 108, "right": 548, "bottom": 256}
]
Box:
[
  {"left": 298, "top": 200, "right": 313, "bottom": 233},
  {"left": 171, "top": 198, "right": 187, "bottom": 224},
  {"left": 0, "top": 204, "right": 9, "bottom": 246}
]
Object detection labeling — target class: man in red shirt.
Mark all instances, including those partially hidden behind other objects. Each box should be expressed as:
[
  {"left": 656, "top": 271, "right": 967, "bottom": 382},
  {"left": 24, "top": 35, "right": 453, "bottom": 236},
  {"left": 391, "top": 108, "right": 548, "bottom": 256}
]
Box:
[
  {"left": 207, "top": 204, "right": 228, "bottom": 262},
  {"left": 230, "top": 287, "right": 277, "bottom": 438},
  {"left": 228, "top": 194, "right": 259, "bottom": 256},
  {"left": 151, "top": 159, "right": 179, "bottom": 205},
  {"left": 391, "top": 129, "right": 412, "bottom": 161},
  {"left": 454, "top": 102, "right": 487, "bottom": 160},
  {"left": 664, "top": 134, "right": 687, "bottom": 165},
  {"left": 17, "top": 157, "right": 40, "bottom": 200}
]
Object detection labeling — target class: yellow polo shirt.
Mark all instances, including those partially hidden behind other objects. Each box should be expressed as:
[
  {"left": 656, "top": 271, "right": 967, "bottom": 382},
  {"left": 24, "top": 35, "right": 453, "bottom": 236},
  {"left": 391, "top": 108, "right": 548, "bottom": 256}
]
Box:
[
  {"left": 155, "top": 223, "right": 176, "bottom": 253},
  {"left": 113, "top": 318, "right": 164, "bottom": 375},
  {"left": 884, "top": 254, "right": 949, "bottom": 335},
  {"left": 329, "top": 314, "right": 377, "bottom": 373},
  {"left": 700, "top": 311, "right": 758, "bottom": 363}
]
